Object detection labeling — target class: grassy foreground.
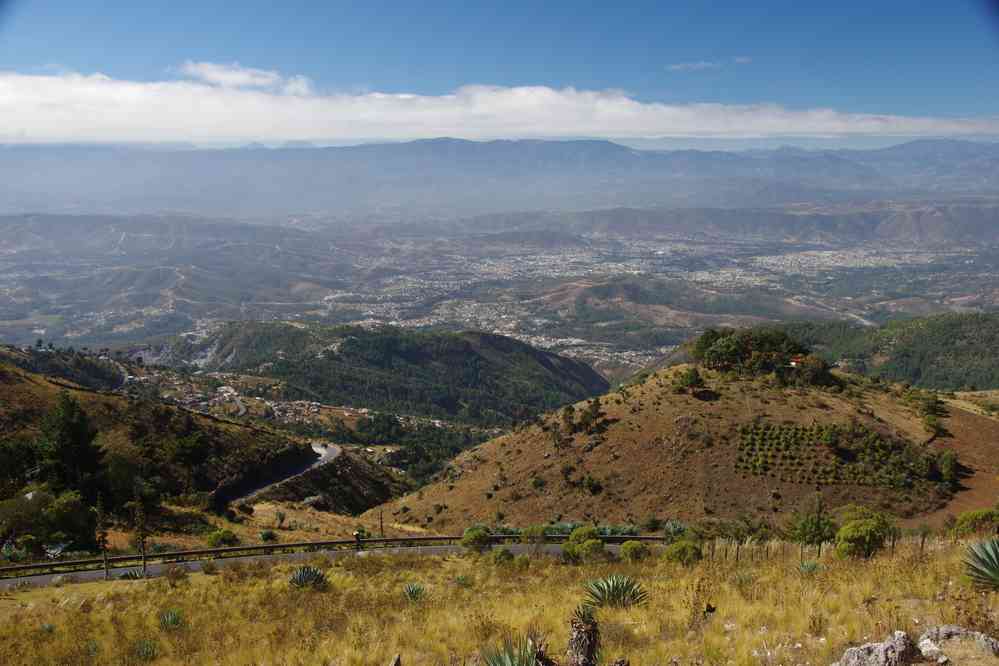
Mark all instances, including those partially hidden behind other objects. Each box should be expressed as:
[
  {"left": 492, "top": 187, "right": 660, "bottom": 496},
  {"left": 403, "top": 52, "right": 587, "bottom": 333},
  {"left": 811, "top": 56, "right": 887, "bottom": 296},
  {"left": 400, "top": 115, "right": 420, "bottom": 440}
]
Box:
[{"left": 0, "top": 541, "right": 995, "bottom": 665}]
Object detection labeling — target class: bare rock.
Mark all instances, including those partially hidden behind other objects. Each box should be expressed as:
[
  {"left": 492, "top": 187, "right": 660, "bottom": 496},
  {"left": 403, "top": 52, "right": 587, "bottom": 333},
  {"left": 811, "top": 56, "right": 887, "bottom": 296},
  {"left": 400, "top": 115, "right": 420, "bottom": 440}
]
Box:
[
  {"left": 832, "top": 631, "right": 918, "bottom": 666},
  {"left": 918, "top": 625, "right": 999, "bottom": 661}
]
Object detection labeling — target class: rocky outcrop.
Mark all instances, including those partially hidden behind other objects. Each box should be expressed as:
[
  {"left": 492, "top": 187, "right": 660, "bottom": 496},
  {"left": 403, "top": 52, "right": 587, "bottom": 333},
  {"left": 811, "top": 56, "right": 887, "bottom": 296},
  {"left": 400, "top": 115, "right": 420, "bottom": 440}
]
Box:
[
  {"left": 832, "top": 632, "right": 918, "bottom": 666},
  {"left": 833, "top": 627, "right": 999, "bottom": 666},
  {"left": 917, "top": 625, "right": 999, "bottom": 663}
]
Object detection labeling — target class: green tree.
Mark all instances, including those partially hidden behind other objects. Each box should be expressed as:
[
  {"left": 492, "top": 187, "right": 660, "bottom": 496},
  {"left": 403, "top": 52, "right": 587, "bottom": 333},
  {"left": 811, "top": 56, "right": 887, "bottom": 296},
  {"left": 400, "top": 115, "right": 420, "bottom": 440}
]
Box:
[
  {"left": 834, "top": 506, "right": 896, "bottom": 559},
  {"left": 787, "top": 496, "right": 838, "bottom": 550},
  {"left": 36, "top": 393, "right": 101, "bottom": 500}
]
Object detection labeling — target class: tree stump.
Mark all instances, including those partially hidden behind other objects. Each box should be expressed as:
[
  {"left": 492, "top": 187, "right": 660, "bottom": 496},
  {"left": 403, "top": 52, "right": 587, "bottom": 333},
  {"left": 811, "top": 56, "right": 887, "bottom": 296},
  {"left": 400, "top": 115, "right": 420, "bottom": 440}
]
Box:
[{"left": 565, "top": 607, "right": 600, "bottom": 666}]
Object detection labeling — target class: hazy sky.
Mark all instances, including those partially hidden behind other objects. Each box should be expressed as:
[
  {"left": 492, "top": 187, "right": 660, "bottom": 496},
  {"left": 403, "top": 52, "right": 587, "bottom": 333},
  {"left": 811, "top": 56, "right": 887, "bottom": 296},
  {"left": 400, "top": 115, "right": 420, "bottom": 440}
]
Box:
[{"left": 1, "top": 0, "right": 999, "bottom": 144}]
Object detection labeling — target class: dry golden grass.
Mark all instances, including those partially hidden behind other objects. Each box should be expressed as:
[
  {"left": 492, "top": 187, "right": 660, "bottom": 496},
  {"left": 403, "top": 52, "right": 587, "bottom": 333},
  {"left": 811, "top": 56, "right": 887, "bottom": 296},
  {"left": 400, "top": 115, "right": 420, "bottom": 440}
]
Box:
[
  {"left": 104, "top": 501, "right": 429, "bottom": 553},
  {"left": 0, "top": 540, "right": 995, "bottom": 665}
]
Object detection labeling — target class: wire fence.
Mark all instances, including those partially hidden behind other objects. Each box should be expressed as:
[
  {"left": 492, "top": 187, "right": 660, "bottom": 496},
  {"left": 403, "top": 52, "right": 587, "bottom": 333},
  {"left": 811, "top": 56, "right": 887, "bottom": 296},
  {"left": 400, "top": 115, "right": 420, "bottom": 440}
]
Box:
[{"left": 0, "top": 532, "right": 964, "bottom": 581}]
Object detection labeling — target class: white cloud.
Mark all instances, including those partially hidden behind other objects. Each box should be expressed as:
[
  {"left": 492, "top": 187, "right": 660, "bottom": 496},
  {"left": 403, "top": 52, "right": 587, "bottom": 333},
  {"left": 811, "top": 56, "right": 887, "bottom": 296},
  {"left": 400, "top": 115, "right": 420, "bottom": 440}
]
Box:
[
  {"left": 0, "top": 64, "right": 997, "bottom": 143},
  {"left": 179, "top": 61, "right": 285, "bottom": 89},
  {"left": 733, "top": 56, "right": 752, "bottom": 64},
  {"left": 667, "top": 61, "right": 720, "bottom": 72}
]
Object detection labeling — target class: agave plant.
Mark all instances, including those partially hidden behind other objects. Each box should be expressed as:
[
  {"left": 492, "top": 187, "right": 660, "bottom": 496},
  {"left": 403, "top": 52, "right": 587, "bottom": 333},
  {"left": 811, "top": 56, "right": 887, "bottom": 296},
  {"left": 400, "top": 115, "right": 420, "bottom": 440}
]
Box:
[
  {"left": 583, "top": 574, "right": 649, "bottom": 608},
  {"left": 479, "top": 634, "right": 549, "bottom": 666},
  {"left": 288, "top": 565, "right": 327, "bottom": 590},
  {"left": 118, "top": 569, "right": 144, "bottom": 580},
  {"left": 965, "top": 538, "right": 999, "bottom": 591},
  {"left": 132, "top": 638, "right": 159, "bottom": 662},
  {"left": 403, "top": 582, "right": 426, "bottom": 603},
  {"left": 158, "top": 608, "right": 184, "bottom": 632},
  {"left": 798, "top": 560, "right": 821, "bottom": 577}
]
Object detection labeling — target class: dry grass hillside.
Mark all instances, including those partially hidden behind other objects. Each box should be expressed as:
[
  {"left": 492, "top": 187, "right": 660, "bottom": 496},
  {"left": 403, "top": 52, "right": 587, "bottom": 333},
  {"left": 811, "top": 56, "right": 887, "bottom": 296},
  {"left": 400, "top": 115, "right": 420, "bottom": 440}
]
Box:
[
  {"left": 369, "top": 366, "right": 999, "bottom": 530},
  {"left": 0, "top": 539, "right": 990, "bottom": 665}
]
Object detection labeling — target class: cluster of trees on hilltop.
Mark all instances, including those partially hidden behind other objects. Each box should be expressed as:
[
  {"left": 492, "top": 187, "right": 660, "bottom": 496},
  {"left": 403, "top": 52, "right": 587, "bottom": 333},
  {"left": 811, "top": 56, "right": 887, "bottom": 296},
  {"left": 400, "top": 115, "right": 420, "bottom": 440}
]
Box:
[
  {"left": 780, "top": 313, "right": 999, "bottom": 390},
  {"left": 690, "top": 327, "right": 835, "bottom": 386}
]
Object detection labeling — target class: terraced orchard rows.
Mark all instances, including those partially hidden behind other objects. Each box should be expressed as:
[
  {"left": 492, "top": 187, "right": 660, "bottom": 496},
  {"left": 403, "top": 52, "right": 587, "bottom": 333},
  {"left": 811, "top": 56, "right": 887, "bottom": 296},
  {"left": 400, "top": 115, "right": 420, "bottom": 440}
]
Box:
[{"left": 735, "top": 421, "right": 957, "bottom": 490}]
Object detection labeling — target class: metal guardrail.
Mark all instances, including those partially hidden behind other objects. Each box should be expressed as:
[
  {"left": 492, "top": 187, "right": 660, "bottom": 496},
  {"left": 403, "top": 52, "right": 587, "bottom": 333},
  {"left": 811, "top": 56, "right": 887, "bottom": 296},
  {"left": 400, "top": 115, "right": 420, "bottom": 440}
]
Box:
[{"left": 0, "top": 533, "right": 662, "bottom": 579}]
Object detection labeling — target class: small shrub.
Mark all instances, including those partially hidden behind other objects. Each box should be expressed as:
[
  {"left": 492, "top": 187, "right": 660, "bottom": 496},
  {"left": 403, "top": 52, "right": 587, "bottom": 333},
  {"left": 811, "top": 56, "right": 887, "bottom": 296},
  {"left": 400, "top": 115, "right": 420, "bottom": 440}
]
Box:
[
  {"left": 520, "top": 524, "right": 547, "bottom": 553},
  {"left": 259, "top": 529, "right": 278, "bottom": 543},
  {"left": 119, "top": 569, "right": 144, "bottom": 580},
  {"left": 578, "top": 539, "right": 606, "bottom": 562},
  {"left": 289, "top": 565, "right": 327, "bottom": 590},
  {"left": 620, "top": 540, "right": 651, "bottom": 562},
  {"left": 158, "top": 608, "right": 184, "bottom": 632},
  {"left": 403, "top": 582, "right": 426, "bottom": 603},
  {"left": 582, "top": 475, "right": 603, "bottom": 495},
  {"left": 491, "top": 547, "right": 515, "bottom": 565},
  {"left": 953, "top": 509, "right": 999, "bottom": 537},
  {"left": 965, "top": 538, "right": 999, "bottom": 591},
  {"left": 454, "top": 574, "right": 473, "bottom": 588},
  {"left": 461, "top": 525, "right": 492, "bottom": 553},
  {"left": 163, "top": 564, "right": 189, "bottom": 588},
  {"left": 584, "top": 573, "right": 649, "bottom": 608},
  {"left": 567, "top": 525, "right": 599, "bottom": 545},
  {"left": 205, "top": 529, "right": 239, "bottom": 547},
  {"left": 663, "top": 540, "right": 702, "bottom": 566},
  {"left": 798, "top": 560, "right": 821, "bottom": 577},
  {"left": 200, "top": 560, "right": 219, "bottom": 576},
  {"left": 513, "top": 554, "right": 530, "bottom": 570},
  {"left": 662, "top": 519, "right": 687, "bottom": 544},
  {"left": 642, "top": 516, "right": 663, "bottom": 532},
  {"left": 835, "top": 517, "right": 892, "bottom": 559},
  {"left": 675, "top": 366, "right": 705, "bottom": 389}
]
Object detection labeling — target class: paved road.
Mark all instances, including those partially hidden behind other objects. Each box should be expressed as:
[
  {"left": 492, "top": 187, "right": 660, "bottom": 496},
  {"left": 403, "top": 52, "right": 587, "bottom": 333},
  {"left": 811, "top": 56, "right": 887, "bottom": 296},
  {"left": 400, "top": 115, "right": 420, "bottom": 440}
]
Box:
[
  {"left": 0, "top": 543, "right": 601, "bottom": 591},
  {"left": 231, "top": 442, "right": 342, "bottom": 502}
]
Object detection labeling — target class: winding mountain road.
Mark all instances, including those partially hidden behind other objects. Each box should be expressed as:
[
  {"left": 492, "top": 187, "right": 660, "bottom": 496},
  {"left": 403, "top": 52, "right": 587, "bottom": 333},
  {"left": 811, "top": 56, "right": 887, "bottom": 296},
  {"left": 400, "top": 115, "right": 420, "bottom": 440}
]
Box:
[{"left": 230, "top": 442, "right": 342, "bottom": 503}]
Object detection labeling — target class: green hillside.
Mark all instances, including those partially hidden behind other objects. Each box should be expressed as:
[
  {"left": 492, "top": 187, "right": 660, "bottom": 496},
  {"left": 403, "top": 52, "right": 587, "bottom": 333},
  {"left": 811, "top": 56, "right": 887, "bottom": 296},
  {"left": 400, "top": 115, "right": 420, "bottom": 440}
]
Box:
[
  {"left": 780, "top": 313, "right": 999, "bottom": 390},
  {"left": 0, "top": 357, "right": 316, "bottom": 545},
  {"left": 153, "top": 323, "right": 610, "bottom": 425}
]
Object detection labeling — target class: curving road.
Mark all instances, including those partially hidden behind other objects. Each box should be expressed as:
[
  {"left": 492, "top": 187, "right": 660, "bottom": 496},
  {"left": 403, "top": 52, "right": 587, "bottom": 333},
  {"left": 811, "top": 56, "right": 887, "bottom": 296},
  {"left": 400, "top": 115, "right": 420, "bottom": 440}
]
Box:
[{"left": 230, "top": 442, "right": 342, "bottom": 503}]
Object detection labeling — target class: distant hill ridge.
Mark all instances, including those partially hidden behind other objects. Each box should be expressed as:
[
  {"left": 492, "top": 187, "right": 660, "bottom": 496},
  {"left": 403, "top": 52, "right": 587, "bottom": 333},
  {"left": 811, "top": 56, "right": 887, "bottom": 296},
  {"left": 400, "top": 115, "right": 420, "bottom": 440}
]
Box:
[
  {"left": 1, "top": 138, "right": 997, "bottom": 216},
  {"left": 147, "top": 322, "right": 610, "bottom": 426},
  {"left": 779, "top": 313, "right": 999, "bottom": 390}
]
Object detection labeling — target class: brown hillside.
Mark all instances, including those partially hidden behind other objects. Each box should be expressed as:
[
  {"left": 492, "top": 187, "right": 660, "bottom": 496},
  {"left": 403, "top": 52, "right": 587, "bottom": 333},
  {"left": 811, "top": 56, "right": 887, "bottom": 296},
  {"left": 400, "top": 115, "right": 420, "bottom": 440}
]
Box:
[{"left": 368, "top": 367, "right": 999, "bottom": 530}]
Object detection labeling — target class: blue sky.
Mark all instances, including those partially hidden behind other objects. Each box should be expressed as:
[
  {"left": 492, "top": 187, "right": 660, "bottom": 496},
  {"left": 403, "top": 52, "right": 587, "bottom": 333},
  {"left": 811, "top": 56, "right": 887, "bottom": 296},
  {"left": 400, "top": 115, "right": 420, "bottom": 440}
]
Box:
[{"left": 1, "top": 0, "right": 998, "bottom": 144}]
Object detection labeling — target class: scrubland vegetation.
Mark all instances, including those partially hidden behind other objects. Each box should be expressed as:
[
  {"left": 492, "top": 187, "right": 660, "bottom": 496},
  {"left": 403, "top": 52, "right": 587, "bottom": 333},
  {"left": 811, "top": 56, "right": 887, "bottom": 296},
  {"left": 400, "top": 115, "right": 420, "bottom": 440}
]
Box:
[{"left": 2, "top": 533, "right": 997, "bottom": 665}]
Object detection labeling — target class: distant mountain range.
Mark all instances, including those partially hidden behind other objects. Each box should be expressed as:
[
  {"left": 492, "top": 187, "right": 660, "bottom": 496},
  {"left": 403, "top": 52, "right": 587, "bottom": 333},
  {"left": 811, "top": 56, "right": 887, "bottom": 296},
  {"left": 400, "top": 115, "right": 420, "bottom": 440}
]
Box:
[{"left": 1, "top": 138, "right": 996, "bottom": 218}]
